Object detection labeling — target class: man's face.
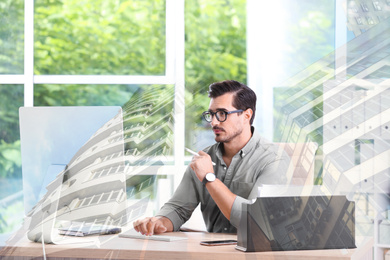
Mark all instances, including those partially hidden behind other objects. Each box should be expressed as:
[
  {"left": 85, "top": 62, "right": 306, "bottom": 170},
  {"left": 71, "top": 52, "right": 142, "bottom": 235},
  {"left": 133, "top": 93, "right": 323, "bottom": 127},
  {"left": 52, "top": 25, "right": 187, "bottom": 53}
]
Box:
[{"left": 208, "top": 93, "right": 246, "bottom": 143}]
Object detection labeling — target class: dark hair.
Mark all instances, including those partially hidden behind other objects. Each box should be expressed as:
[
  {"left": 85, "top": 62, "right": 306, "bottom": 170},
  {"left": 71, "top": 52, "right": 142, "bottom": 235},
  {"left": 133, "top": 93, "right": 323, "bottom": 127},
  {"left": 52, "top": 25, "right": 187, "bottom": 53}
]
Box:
[{"left": 208, "top": 80, "right": 256, "bottom": 125}]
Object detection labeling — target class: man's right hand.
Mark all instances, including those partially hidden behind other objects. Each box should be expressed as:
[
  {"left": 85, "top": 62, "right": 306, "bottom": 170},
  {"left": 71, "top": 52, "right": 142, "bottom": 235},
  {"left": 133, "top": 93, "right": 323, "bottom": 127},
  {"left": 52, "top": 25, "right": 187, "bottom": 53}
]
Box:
[{"left": 133, "top": 216, "right": 173, "bottom": 236}]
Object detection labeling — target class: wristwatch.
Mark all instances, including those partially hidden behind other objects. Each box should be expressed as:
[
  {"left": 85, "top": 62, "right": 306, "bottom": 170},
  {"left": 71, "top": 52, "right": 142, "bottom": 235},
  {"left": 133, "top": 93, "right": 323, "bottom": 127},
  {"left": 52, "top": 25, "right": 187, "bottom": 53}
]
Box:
[{"left": 202, "top": 172, "right": 216, "bottom": 185}]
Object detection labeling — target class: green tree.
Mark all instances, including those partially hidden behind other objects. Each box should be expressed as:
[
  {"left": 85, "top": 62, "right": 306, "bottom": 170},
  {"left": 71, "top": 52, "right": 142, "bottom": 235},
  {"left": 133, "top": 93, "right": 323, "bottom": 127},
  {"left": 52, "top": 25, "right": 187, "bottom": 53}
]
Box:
[
  {"left": 0, "top": 85, "right": 23, "bottom": 178},
  {"left": 0, "top": 0, "right": 24, "bottom": 178},
  {"left": 184, "top": 0, "right": 247, "bottom": 146},
  {"left": 34, "top": 0, "right": 166, "bottom": 75},
  {"left": 0, "top": 0, "right": 24, "bottom": 74},
  {"left": 32, "top": 0, "right": 167, "bottom": 108}
]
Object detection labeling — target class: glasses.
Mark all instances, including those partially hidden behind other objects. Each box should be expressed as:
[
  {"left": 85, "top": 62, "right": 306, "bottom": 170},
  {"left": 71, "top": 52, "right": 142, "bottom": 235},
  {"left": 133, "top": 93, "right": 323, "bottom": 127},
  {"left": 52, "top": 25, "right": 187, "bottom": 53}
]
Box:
[{"left": 202, "top": 109, "right": 244, "bottom": 122}]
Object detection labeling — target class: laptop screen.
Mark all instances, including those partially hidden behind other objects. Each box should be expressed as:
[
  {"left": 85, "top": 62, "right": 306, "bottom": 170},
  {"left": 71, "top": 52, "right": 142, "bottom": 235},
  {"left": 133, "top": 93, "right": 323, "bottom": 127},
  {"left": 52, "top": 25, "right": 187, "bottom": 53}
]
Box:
[{"left": 237, "top": 193, "right": 356, "bottom": 252}]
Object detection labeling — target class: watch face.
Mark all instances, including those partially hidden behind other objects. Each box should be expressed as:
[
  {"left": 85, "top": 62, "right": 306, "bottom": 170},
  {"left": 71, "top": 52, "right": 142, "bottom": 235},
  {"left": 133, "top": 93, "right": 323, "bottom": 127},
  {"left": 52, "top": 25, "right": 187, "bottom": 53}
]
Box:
[{"left": 206, "top": 173, "right": 216, "bottom": 182}]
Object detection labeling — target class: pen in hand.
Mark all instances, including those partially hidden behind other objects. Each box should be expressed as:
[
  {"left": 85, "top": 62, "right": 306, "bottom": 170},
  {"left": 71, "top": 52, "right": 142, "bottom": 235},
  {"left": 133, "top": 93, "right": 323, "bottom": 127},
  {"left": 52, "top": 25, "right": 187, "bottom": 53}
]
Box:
[{"left": 185, "top": 147, "right": 216, "bottom": 166}]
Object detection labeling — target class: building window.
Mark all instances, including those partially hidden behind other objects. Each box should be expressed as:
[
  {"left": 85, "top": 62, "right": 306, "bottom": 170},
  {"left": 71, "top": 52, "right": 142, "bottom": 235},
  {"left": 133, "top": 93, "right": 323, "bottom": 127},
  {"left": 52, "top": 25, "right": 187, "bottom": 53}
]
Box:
[
  {"left": 366, "top": 16, "right": 375, "bottom": 24},
  {"left": 361, "top": 3, "right": 370, "bottom": 11},
  {"left": 372, "top": 1, "right": 382, "bottom": 10},
  {"left": 355, "top": 16, "right": 363, "bottom": 25}
]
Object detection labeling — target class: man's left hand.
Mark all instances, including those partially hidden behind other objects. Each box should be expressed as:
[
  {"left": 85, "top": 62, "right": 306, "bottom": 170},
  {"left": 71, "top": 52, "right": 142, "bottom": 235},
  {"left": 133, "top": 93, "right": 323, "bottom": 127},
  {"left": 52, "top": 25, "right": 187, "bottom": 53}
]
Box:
[{"left": 189, "top": 150, "right": 214, "bottom": 182}]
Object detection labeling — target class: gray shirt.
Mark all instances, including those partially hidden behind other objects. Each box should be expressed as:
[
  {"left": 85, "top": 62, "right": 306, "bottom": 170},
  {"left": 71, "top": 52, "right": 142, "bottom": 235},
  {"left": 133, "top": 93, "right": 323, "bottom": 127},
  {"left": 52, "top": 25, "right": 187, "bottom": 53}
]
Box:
[{"left": 157, "top": 128, "right": 290, "bottom": 233}]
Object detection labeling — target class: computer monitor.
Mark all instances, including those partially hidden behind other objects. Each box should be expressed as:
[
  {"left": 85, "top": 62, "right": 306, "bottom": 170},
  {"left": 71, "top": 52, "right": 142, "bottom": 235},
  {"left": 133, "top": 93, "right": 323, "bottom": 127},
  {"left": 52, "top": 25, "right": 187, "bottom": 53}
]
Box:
[{"left": 19, "top": 106, "right": 127, "bottom": 243}]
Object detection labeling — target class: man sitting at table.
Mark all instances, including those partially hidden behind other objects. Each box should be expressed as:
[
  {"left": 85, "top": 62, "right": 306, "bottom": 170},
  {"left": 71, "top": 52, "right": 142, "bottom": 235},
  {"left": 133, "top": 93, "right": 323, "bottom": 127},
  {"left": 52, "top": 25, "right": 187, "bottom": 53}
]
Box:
[{"left": 133, "top": 80, "right": 289, "bottom": 235}]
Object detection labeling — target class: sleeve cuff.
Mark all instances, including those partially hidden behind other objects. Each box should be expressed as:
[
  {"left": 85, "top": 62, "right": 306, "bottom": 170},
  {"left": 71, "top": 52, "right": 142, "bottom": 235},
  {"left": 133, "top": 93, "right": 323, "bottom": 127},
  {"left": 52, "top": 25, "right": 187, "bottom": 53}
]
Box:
[{"left": 156, "top": 210, "right": 183, "bottom": 232}]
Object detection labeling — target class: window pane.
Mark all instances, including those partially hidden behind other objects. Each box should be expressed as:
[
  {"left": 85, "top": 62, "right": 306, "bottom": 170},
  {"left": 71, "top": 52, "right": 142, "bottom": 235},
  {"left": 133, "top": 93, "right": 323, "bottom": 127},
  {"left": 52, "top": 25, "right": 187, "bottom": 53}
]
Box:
[
  {"left": 0, "top": 84, "right": 24, "bottom": 239},
  {"left": 271, "top": 0, "right": 336, "bottom": 185},
  {"left": 0, "top": 85, "right": 23, "bottom": 177},
  {"left": 34, "top": 84, "right": 137, "bottom": 106},
  {"left": 184, "top": 0, "right": 247, "bottom": 150},
  {"left": 34, "top": 84, "right": 174, "bottom": 156},
  {"left": 0, "top": 1, "right": 24, "bottom": 74},
  {"left": 34, "top": 0, "right": 166, "bottom": 75}
]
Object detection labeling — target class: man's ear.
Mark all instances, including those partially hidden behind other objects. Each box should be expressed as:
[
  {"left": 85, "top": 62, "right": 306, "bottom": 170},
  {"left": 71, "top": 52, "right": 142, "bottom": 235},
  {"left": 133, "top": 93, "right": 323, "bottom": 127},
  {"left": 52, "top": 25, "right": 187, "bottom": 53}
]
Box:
[{"left": 244, "top": 108, "right": 253, "bottom": 122}]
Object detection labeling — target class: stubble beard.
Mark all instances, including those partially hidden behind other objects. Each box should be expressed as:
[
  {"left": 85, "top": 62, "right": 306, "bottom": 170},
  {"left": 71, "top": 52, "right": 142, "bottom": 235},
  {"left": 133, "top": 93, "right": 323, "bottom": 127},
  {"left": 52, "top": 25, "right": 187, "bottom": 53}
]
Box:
[{"left": 214, "top": 127, "right": 243, "bottom": 143}]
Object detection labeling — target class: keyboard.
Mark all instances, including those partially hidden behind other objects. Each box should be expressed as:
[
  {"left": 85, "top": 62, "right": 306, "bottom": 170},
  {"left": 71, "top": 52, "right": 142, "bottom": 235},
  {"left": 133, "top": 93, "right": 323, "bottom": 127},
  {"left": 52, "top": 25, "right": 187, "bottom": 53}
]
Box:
[{"left": 118, "top": 232, "right": 188, "bottom": 242}]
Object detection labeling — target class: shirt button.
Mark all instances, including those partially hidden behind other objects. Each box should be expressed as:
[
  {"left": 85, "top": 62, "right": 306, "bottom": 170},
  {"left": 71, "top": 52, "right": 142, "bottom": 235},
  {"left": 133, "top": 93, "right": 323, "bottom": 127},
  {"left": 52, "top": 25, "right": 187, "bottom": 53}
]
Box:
[
  {"left": 224, "top": 228, "right": 228, "bottom": 231},
  {"left": 224, "top": 167, "right": 227, "bottom": 170}
]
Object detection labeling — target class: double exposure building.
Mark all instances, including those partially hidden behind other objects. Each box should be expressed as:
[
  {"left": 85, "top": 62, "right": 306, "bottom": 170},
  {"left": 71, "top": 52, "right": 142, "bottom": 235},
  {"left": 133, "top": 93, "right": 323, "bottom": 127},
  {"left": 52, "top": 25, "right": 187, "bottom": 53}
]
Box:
[
  {"left": 26, "top": 86, "right": 174, "bottom": 242},
  {"left": 273, "top": 11, "right": 390, "bottom": 257}
]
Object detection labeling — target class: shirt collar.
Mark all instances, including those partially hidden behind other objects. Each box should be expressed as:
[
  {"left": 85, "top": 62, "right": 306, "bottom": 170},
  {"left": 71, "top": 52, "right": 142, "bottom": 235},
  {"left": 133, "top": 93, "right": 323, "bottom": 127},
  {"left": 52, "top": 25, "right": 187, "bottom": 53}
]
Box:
[{"left": 240, "top": 126, "right": 260, "bottom": 158}]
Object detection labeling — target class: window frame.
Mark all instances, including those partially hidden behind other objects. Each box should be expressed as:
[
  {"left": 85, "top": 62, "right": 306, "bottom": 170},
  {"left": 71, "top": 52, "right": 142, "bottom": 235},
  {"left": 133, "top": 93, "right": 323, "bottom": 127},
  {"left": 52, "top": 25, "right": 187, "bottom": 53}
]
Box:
[{"left": 0, "top": 0, "right": 186, "bottom": 187}]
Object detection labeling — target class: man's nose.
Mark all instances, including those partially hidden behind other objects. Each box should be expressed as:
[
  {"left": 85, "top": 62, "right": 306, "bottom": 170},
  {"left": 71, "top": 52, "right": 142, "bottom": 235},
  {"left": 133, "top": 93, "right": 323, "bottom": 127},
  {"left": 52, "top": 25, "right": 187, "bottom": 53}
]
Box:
[{"left": 210, "top": 115, "right": 219, "bottom": 126}]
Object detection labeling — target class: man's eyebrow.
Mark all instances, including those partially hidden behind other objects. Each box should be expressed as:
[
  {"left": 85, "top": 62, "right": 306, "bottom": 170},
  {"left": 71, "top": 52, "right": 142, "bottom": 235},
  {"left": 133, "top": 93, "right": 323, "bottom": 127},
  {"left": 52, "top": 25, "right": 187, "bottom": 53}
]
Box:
[{"left": 208, "top": 108, "right": 228, "bottom": 112}]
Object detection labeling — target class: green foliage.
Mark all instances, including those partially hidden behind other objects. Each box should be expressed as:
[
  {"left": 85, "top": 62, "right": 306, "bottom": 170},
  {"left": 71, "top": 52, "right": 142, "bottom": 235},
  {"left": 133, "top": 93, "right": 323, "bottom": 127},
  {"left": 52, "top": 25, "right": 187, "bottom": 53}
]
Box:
[
  {"left": 185, "top": 0, "right": 247, "bottom": 96},
  {"left": 34, "top": 84, "right": 136, "bottom": 106},
  {"left": 184, "top": 0, "right": 247, "bottom": 145},
  {"left": 0, "top": 0, "right": 24, "bottom": 74},
  {"left": 0, "top": 85, "right": 23, "bottom": 178},
  {"left": 0, "top": 0, "right": 248, "bottom": 176},
  {"left": 287, "top": 9, "right": 334, "bottom": 69},
  {"left": 34, "top": 0, "right": 166, "bottom": 75},
  {"left": 0, "top": 0, "right": 339, "bottom": 237},
  {"left": 0, "top": 198, "right": 24, "bottom": 233},
  {"left": 0, "top": 0, "right": 336, "bottom": 177},
  {"left": 0, "top": 140, "right": 21, "bottom": 178}
]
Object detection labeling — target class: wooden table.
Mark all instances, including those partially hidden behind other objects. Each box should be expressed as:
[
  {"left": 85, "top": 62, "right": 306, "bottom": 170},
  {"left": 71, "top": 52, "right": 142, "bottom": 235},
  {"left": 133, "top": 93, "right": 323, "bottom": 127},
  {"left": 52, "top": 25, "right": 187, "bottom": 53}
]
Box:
[{"left": 0, "top": 229, "right": 372, "bottom": 260}]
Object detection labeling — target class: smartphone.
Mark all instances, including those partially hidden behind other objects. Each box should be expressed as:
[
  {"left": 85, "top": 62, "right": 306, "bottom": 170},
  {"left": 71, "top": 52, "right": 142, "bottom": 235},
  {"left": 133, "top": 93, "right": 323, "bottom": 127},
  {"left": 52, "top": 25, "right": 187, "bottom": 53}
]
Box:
[{"left": 200, "top": 240, "right": 237, "bottom": 246}]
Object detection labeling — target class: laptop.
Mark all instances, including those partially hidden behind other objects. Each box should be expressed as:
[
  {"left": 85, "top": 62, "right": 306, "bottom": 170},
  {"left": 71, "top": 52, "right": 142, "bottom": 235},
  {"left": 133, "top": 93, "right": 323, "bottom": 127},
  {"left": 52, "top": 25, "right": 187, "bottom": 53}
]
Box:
[
  {"left": 236, "top": 189, "right": 356, "bottom": 252},
  {"left": 19, "top": 106, "right": 127, "bottom": 244}
]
